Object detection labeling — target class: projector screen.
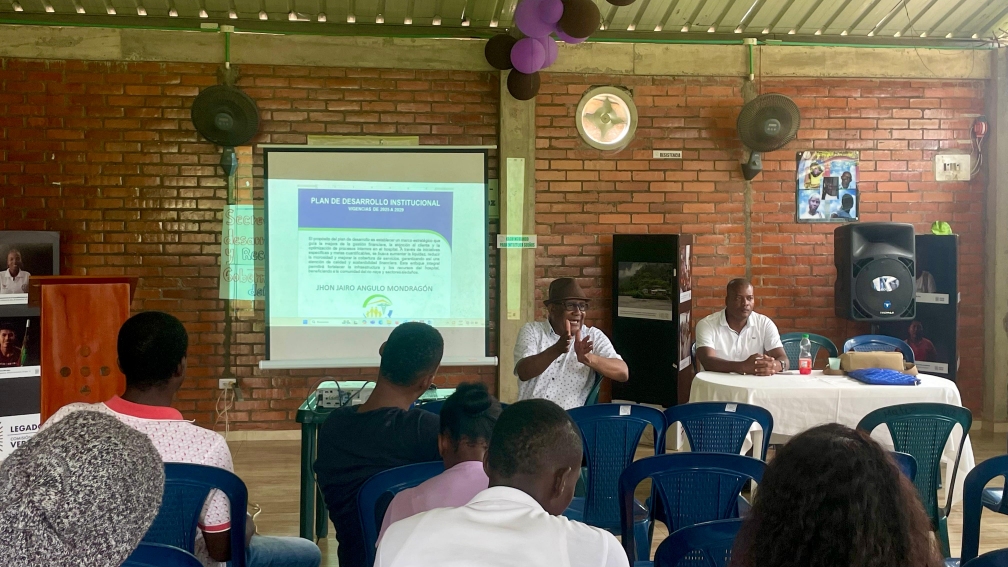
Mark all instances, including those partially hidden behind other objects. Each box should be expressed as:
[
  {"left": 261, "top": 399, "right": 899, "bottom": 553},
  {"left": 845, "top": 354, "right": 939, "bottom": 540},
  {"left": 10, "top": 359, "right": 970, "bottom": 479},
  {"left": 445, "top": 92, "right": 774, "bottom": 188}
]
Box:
[{"left": 262, "top": 147, "right": 492, "bottom": 368}]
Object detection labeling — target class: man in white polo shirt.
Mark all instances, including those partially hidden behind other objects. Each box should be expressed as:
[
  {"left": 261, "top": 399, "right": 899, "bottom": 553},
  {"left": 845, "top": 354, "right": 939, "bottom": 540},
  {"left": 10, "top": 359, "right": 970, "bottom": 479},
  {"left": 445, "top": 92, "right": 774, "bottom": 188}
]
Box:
[
  {"left": 695, "top": 278, "right": 788, "bottom": 375},
  {"left": 513, "top": 278, "right": 629, "bottom": 410},
  {"left": 376, "top": 399, "right": 629, "bottom": 567}
]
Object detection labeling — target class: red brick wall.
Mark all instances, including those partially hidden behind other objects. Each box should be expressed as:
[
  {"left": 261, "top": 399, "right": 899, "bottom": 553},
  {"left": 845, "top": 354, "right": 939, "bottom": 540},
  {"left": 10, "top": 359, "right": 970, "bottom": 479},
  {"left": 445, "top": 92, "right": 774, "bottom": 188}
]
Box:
[
  {"left": 0, "top": 58, "right": 499, "bottom": 429},
  {"left": 535, "top": 74, "right": 986, "bottom": 413}
]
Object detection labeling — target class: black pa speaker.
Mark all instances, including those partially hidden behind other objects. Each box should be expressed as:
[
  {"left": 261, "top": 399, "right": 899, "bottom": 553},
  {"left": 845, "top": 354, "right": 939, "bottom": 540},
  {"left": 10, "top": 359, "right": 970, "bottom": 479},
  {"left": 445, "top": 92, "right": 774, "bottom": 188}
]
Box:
[{"left": 834, "top": 222, "right": 916, "bottom": 321}]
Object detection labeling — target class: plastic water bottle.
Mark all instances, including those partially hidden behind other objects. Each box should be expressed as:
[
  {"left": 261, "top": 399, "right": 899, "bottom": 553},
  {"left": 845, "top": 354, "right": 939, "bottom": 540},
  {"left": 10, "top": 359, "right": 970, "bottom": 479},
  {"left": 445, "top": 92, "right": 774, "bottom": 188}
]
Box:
[{"left": 798, "top": 334, "right": 813, "bottom": 375}]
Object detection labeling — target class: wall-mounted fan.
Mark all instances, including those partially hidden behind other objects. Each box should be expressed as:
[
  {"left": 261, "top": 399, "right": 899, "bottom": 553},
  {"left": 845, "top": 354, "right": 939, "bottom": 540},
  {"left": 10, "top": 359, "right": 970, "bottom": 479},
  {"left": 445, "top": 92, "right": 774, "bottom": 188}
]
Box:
[
  {"left": 737, "top": 93, "right": 800, "bottom": 180},
  {"left": 191, "top": 84, "right": 260, "bottom": 176}
]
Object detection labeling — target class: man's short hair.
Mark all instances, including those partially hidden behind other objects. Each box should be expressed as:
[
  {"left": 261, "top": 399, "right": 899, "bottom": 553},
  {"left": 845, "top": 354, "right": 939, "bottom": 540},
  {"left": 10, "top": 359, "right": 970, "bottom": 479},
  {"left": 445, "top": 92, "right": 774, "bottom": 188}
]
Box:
[
  {"left": 727, "top": 278, "right": 752, "bottom": 296},
  {"left": 486, "top": 399, "right": 582, "bottom": 479},
  {"left": 842, "top": 194, "right": 854, "bottom": 208},
  {"left": 0, "top": 321, "right": 17, "bottom": 333},
  {"left": 440, "top": 382, "right": 502, "bottom": 446},
  {"left": 379, "top": 322, "right": 444, "bottom": 387},
  {"left": 117, "top": 311, "right": 188, "bottom": 389}
]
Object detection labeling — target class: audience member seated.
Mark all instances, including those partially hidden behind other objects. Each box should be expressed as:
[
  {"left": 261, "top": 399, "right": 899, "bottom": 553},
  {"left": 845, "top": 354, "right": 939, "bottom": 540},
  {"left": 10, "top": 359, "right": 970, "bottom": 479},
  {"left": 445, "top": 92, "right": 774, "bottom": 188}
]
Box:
[
  {"left": 42, "top": 311, "right": 321, "bottom": 567},
  {"left": 732, "top": 423, "right": 943, "bottom": 567},
  {"left": 375, "top": 399, "right": 630, "bottom": 567},
  {"left": 378, "top": 382, "right": 502, "bottom": 540},
  {"left": 314, "top": 322, "right": 445, "bottom": 567},
  {"left": 0, "top": 410, "right": 164, "bottom": 567},
  {"left": 514, "top": 277, "right": 629, "bottom": 409},
  {"left": 695, "top": 278, "right": 788, "bottom": 375}
]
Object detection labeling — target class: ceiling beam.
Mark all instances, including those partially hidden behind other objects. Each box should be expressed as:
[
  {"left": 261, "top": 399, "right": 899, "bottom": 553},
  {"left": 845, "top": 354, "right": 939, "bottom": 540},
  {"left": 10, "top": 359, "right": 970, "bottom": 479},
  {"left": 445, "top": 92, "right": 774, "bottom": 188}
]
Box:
[
  {"left": 759, "top": 0, "right": 794, "bottom": 34},
  {"left": 973, "top": 3, "right": 1008, "bottom": 37},
  {"left": 951, "top": 0, "right": 996, "bottom": 37},
  {"left": 627, "top": 0, "right": 651, "bottom": 32},
  {"left": 682, "top": 0, "right": 705, "bottom": 32},
  {"left": 843, "top": 0, "right": 884, "bottom": 34},
  {"left": 790, "top": 0, "right": 826, "bottom": 34},
  {"left": 653, "top": 0, "right": 682, "bottom": 32},
  {"left": 895, "top": 0, "right": 938, "bottom": 37},
  {"left": 602, "top": 4, "right": 617, "bottom": 30},
  {"left": 924, "top": 0, "right": 970, "bottom": 37},
  {"left": 735, "top": 0, "right": 766, "bottom": 33},
  {"left": 817, "top": 0, "right": 855, "bottom": 35},
  {"left": 708, "top": 0, "right": 738, "bottom": 33}
]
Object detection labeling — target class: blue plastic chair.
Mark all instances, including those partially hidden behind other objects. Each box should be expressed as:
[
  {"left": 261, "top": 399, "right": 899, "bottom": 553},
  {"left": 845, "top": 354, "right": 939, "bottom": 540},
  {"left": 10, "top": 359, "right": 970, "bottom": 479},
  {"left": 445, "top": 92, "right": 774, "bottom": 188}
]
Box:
[
  {"left": 891, "top": 451, "right": 918, "bottom": 482},
  {"left": 980, "top": 436, "right": 1007, "bottom": 516},
  {"left": 843, "top": 334, "right": 915, "bottom": 364},
  {"left": 142, "top": 463, "right": 248, "bottom": 567},
  {"left": 584, "top": 372, "right": 604, "bottom": 405},
  {"left": 857, "top": 403, "right": 972, "bottom": 557},
  {"left": 123, "top": 543, "right": 203, "bottom": 567},
  {"left": 691, "top": 343, "right": 697, "bottom": 373},
  {"left": 653, "top": 518, "right": 743, "bottom": 567},
  {"left": 566, "top": 403, "right": 667, "bottom": 561},
  {"left": 664, "top": 402, "right": 774, "bottom": 461},
  {"left": 619, "top": 453, "right": 765, "bottom": 564},
  {"left": 963, "top": 549, "right": 1008, "bottom": 567},
  {"left": 961, "top": 455, "right": 1008, "bottom": 563},
  {"left": 357, "top": 461, "right": 444, "bottom": 567},
  {"left": 780, "top": 332, "right": 838, "bottom": 369},
  {"left": 417, "top": 399, "right": 445, "bottom": 414}
]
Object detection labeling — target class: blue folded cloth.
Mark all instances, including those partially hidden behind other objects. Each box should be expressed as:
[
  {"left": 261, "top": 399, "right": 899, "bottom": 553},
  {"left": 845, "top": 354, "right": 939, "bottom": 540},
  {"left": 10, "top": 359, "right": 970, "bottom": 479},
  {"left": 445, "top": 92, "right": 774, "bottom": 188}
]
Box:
[{"left": 848, "top": 368, "right": 920, "bottom": 386}]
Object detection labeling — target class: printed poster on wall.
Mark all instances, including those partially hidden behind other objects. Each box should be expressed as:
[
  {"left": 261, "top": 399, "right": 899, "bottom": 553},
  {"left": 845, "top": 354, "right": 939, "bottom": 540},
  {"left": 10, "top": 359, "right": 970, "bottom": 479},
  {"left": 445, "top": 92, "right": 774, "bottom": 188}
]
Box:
[
  {"left": 616, "top": 262, "right": 675, "bottom": 321},
  {"left": 0, "top": 314, "right": 42, "bottom": 460},
  {"left": 796, "top": 151, "right": 859, "bottom": 223}
]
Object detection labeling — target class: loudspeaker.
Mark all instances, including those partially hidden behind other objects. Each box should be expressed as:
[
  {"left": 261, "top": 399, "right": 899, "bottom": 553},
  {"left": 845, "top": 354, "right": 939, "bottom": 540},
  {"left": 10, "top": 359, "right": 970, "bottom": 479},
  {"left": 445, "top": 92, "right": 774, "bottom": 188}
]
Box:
[{"left": 834, "top": 222, "right": 915, "bottom": 321}]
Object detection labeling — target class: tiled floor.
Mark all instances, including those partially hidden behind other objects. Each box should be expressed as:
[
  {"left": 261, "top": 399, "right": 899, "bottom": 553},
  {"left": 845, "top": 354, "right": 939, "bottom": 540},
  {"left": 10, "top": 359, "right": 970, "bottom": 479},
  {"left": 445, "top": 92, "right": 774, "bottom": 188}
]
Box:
[{"left": 231, "top": 432, "right": 1008, "bottom": 566}]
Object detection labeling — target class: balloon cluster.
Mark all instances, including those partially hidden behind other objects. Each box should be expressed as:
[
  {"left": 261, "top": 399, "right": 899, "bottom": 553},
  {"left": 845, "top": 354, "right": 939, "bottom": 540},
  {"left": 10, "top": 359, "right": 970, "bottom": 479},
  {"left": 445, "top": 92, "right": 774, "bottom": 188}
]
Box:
[{"left": 485, "top": 0, "right": 602, "bottom": 101}]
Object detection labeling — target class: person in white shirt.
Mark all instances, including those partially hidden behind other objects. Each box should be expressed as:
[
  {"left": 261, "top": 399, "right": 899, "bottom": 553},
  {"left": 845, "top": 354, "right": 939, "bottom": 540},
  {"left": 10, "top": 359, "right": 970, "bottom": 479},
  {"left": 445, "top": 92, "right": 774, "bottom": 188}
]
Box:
[
  {"left": 695, "top": 278, "right": 788, "bottom": 376},
  {"left": 375, "top": 398, "right": 629, "bottom": 567},
  {"left": 801, "top": 195, "right": 826, "bottom": 220},
  {"left": 0, "top": 249, "right": 30, "bottom": 294},
  {"left": 513, "top": 278, "right": 629, "bottom": 410}
]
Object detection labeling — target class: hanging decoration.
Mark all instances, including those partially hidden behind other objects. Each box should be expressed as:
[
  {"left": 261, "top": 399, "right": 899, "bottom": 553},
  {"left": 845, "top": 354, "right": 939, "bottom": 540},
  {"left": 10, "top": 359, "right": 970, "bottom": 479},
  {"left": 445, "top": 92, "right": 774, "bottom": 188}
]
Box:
[{"left": 488, "top": 0, "right": 609, "bottom": 100}]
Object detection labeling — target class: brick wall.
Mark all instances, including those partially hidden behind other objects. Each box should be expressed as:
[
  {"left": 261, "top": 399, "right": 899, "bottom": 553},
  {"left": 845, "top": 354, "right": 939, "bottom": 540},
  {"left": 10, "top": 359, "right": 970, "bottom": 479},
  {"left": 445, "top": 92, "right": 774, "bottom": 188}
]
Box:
[
  {"left": 0, "top": 58, "right": 499, "bottom": 429},
  {"left": 535, "top": 74, "right": 986, "bottom": 413}
]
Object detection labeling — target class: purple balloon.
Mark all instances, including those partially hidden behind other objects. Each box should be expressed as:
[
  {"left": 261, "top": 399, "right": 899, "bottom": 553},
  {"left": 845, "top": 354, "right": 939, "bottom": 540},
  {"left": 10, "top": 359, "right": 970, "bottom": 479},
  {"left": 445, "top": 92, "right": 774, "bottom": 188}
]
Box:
[
  {"left": 511, "top": 37, "right": 546, "bottom": 74},
  {"left": 514, "top": 0, "right": 553, "bottom": 38},
  {"left": 537, "top": 36, "right": 559, "bottom": 68},
  {"left": 554, "top": 25, "right": 588, "bottom": 43},
  {"left": 539, "top": 0, "right": 563, "bottom": 24}
]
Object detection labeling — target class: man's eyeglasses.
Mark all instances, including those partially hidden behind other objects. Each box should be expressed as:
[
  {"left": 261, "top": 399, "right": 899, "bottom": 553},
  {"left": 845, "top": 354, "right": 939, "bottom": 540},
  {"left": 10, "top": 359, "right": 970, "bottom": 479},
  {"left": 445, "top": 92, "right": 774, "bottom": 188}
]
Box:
[{"left": 557, "top": 301, "right": 588, "bottom": 313}]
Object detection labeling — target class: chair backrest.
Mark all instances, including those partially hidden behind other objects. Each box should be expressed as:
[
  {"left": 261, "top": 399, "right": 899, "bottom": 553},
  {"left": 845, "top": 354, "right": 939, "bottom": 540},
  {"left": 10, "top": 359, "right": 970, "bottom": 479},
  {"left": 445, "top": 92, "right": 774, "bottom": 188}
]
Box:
[
  {"left": 123, "top": 543, "right": 204, "bottom": 567},
  {"left": 891, "top": 451, "right": 918, "bottom": 482},
  {"left": 780, "top": 332, "right": 838, "bottom": 369},
  {"left": 691, "top": 343, "right": 698, "bottom": 373},
  {"left": 961, "top": 455, "right": 1008, "bottom": 562},
  {"left": 664, "top": 402, "right": 774, "bottom": 460},
  {"left": 568, "top": 403, "right": 667, "bottom": 529},
  {"left": 619, "top": 453, "right": 765, "bottom": 563},
  {"left": 357, "top": 461, "right": 444, "bottom": 567},
  {"left": 584, "top": 372, "right": 604, "bottom": 405},
  {"left": 843, "top": 334, "right": 915, "bottom": 363},
  {"left": 857, "top": 403, "right": 972, "bottom": 533},
  {"left": 963, "top": 548, "right": 1008, "bottom": 567},
  {"left": 654, "top": 518, "right": 744, "bottom": 567},
  {"left": 143, "top": 463, "right": 248, "bottom": 567}
]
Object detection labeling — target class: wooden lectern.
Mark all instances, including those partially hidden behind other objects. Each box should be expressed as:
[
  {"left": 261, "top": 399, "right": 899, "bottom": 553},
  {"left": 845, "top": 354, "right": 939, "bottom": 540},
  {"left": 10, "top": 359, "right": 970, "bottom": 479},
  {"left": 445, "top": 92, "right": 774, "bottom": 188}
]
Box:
[{"left": 29, "top": 276, "right": 137, "bottom": 421}]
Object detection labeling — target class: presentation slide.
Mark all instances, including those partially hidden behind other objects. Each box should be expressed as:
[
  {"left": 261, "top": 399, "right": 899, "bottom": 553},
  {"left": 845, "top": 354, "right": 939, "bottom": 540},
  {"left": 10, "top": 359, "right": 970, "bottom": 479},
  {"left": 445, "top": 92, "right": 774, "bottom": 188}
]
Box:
[{"left": 264, "top": 148, "right": 489, "bottom": 366}]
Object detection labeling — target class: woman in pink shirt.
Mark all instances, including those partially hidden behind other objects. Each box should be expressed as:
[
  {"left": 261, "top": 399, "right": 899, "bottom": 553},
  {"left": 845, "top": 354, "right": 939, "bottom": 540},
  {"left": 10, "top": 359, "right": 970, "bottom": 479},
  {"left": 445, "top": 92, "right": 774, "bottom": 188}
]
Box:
[{"left": 379, "top": 383, "right": 502, "bottom": 540}]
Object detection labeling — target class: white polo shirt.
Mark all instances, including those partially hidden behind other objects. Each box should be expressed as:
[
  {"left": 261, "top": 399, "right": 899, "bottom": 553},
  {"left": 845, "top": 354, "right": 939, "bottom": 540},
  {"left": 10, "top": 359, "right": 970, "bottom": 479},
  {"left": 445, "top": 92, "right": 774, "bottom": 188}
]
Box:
[
  {"left": 376, "top": 486, "right": 629, "bottom": 567},
  {"left": 0, "top": 269, "right": 29, "bottom": 294},
  {"left": 514, "top": 321, "right": 622, "bottom": 410},
  {"left": 695, "top": 309, "right": 783, "bottom": 366}
]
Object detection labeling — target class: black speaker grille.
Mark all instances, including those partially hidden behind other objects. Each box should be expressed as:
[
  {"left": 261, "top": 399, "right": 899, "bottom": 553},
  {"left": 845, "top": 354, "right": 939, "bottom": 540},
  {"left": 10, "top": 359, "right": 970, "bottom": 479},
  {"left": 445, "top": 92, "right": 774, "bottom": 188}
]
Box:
[{"left": 191, "top": 85, "right": 260, "bottom": 148}]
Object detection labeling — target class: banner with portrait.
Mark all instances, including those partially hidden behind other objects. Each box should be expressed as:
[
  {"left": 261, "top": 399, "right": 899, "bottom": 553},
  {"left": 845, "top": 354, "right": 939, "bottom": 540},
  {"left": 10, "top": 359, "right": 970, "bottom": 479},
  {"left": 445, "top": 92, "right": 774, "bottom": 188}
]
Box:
[{"left": 796, "top": 151, "right": 859, "bottom": 223}]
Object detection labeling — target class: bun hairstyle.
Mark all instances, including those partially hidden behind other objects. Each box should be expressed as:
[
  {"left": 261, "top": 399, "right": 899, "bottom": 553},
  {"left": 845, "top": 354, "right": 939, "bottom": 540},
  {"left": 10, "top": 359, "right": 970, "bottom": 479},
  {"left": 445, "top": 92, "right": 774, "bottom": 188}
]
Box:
[{"left": 440, "top": 382, "right": 502, "bottom": 447}]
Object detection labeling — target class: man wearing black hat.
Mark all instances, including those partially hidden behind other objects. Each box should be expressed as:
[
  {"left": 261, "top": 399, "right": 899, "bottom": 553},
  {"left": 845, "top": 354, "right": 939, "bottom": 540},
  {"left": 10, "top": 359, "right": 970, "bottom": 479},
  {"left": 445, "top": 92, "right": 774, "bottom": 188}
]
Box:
[{"left": 513, "top": 278, "right": 628, "bottom": 410}]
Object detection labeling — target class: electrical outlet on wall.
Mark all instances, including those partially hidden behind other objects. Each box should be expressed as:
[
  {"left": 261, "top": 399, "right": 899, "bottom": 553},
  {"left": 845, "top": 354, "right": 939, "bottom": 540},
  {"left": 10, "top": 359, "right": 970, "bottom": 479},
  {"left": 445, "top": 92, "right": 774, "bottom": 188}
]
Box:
[
  {"left": 219, "top": 378, "right": 237, "bottom": 390},
  {"left": 935, "top": 154, "right": 971, "bottom": 182}
]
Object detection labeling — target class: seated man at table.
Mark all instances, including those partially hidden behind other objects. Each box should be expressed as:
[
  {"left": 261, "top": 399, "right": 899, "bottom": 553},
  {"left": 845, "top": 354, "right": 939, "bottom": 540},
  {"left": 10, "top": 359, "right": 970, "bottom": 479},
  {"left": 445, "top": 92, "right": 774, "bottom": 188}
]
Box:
[
  {"left": 695, "top": 278, "right": 788, "bottom": 376},
  {"left": 375, "top": 399, "right": 629, "bottom": 567},
  {"left": 314, "top": 322, "right": 444, "bottom": 567},
  {"left": 514, "top": 277, "right": 629, "bottom": 410}
]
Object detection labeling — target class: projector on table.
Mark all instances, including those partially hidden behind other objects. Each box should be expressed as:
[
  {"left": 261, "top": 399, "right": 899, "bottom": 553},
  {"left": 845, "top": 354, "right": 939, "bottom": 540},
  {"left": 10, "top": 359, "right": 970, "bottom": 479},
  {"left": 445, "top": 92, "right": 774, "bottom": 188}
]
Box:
[{"left": 316, "top": 380, "right": 375, "bottom": 409}]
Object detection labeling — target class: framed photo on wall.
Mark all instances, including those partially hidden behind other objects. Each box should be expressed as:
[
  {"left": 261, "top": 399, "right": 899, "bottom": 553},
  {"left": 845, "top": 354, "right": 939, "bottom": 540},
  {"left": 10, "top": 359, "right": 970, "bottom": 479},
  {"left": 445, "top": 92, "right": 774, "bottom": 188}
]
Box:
[
  {"left": 796, "top": 151, "right": 859, "bottom": 223},
  {"left": 0, "top": 232, "right": 59, "bottom": 307}
]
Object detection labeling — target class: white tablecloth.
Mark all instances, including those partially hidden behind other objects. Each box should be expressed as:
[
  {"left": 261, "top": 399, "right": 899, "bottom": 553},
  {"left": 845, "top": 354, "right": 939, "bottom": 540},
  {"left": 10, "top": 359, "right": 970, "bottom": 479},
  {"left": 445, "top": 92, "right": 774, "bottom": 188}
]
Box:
[{"left": 688, "top": 370, "right": 975, "bottom": 503}]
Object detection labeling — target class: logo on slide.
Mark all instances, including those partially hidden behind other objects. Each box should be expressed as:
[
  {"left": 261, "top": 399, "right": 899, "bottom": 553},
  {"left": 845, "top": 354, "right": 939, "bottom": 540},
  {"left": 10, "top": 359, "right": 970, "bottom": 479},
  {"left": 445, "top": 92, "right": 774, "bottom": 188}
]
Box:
[{"left": 363, "top": 294, "right": 393, "bottom": 320}]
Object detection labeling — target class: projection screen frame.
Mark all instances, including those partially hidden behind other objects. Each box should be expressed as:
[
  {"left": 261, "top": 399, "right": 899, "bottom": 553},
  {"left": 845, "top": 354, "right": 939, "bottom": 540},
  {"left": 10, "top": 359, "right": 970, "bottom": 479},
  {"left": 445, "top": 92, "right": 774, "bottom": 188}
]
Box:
[{"left": 260, "top": 145, "right": 495, "bottom": 369}]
